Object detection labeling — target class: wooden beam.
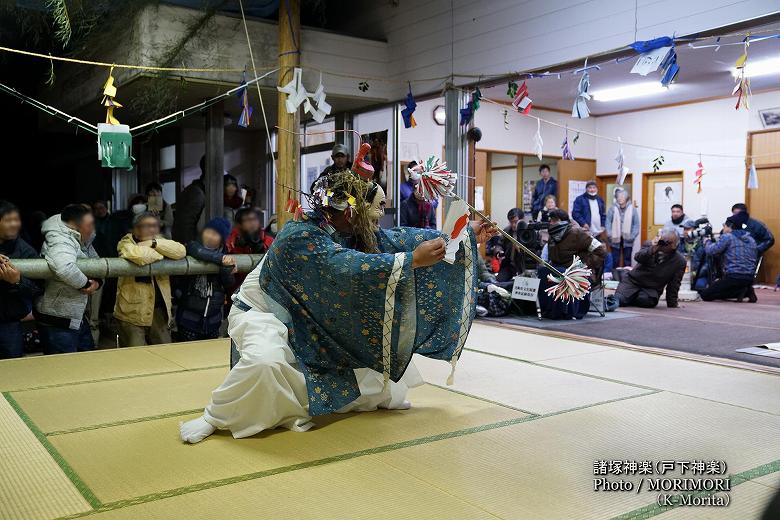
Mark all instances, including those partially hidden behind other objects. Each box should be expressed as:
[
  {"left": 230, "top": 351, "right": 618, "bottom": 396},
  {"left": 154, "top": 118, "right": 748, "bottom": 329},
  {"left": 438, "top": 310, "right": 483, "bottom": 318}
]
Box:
[
  {"left": 205, "top": 100, "right": 225, "bottom": 221},
  {"left": 276, "top": 0, "right": 301, "bottom": 229}
]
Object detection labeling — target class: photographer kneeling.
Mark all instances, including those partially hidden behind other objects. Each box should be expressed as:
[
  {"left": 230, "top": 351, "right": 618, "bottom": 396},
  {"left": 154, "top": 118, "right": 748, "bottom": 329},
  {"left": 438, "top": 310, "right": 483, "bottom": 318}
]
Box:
[
  {"left": 615, "top": 229, "right": 686, "bottom": 308},
  {"left": 538, "top": 209, "right": 606, "bottom": 319},
  {"left": 698, "top": 212, "right": 758, "bottom": 303}
]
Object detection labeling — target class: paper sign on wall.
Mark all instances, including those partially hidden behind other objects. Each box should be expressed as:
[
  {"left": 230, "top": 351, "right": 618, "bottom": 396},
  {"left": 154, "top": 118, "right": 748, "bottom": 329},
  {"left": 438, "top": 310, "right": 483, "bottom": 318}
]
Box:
[{"left": 512, "top": 276, "right": 540, "bottom": 301}]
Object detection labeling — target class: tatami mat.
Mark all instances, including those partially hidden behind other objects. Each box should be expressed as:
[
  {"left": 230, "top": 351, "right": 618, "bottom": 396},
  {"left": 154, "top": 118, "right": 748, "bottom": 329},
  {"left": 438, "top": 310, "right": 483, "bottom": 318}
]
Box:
[
  {"left": 413, "top": 350, "right": 649, "bottom": 414},
  {"left": 0, "top": 349, "right": 186, "bottom": 392},
  {"left": 85, "top": 457, "right": 498, "bottom": 520},
  {"left": 542, "top": 349, "right": 780, "bottom": 414},
  {"left": 47, "top": 384, "right": 528, "bottom": 503},
  {"left": 11, "top": 367, "right": 227, "bottom": 435},
  {"left": 371, "top": 391, "right": 780, "bottom": 520},
  {"left": 142, "top": 339, "right": 229, "bottom": 369},
  {"left": 466, "top": 322, "right": 614, "bottom": 361},
  {"left": 0, "top": 394, "right": 91, "bottom": 520}
]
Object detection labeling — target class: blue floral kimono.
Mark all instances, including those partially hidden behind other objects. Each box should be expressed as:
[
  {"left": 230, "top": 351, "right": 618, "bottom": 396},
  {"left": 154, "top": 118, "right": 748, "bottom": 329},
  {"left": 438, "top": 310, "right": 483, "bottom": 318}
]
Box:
[{"left": 257, "top": 213, "right": 478, "bottom": 415}]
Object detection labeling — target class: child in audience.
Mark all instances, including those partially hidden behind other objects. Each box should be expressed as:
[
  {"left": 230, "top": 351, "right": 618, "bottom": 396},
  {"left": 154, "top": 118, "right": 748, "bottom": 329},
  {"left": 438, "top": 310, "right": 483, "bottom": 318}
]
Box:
[{"left": 176, "top": 218, "right": 235, "bottom": 341}]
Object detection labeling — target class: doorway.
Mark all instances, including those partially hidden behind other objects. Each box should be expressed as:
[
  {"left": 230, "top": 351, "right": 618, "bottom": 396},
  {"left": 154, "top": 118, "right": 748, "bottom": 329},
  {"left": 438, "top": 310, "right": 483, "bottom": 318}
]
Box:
[
  {"left": 747, "top": 129, "right": 780, "bottom": 284},
  {"left": 641, "top": 171, "right": 684, "bottom": 242}
]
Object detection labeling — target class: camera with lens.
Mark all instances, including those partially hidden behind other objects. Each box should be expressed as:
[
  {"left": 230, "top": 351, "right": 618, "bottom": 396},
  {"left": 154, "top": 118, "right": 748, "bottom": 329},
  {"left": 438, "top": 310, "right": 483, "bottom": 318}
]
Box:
[
  {"left": 685, "top": 217, "right": 713, "bottom": 240},
  {"left": 515, "top": 221, "right": 548, "bottom": 268}
]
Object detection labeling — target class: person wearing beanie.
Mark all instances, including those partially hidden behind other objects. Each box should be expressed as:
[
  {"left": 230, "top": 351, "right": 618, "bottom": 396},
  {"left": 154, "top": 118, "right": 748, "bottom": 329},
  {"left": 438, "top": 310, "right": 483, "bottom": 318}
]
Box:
[
  {"left": 699, "top": 213, "right": 758, "bottom": 302},
  {"left": 115, "top": 212, "right": 186, "bottom": 346},
  {"left": 176, "top": 217, "right": 236, "bottom": 341},
  {"left": 571, "top": 180, "right": 606, "bottom": 238},
  {"left": 732, "top": 203, "right": 775, "bottom": 258}
]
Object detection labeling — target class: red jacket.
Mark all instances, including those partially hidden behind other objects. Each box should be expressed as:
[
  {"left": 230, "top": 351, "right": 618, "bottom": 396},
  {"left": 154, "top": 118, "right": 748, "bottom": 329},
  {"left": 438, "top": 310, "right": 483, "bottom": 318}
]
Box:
[{"left": 226, "top": 227, "right": 274, "bottom": 254}]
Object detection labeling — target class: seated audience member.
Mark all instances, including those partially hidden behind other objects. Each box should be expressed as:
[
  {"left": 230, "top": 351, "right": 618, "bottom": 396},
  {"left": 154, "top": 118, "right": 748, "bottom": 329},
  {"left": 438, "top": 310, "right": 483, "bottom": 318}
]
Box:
[
  {"left": 115, "top": 212, "right": 186, "bottom": 346},
  {"left": 681, "top": 220, "right": 711, "bottom": 291},
  {"left": 145, "top": 183, "right": 174, "bottom": 239},
  {"left": 605, "top": 188, "right": 639, "bottom": 268},
  {"left": 731, "top": 203, "right": 774, "bottom": 259},
  {"left": 34, "top": 204, "right": 101, "bottom": 354},
  {"left": 538, "top": 195, "right": 557, "bottom": 223},
  {"left": 664, "top": 204, "right": 688, "bottom": 240},
  {"left": 531, "top": 164, "right": 558, "bottom": 220},
  {"left": 538, "top": 209, "right": 606, "bottom": 319},
  {"left": 0, "top": 201, "right": 43, "bottom": 358},
  {"left": 474, "top": 255, "right": 513, "bottom": 317},
  {"left": 615, "top": 229, "right": 686, "bottom": 308},
  {"left": 699, "top": 213, "right": 758, "bottom": 302},
  {"left": 571, "top": 181, "right": 606, "bottom": 237},
  {"left": 400, "top": 190, "right": 436, "bottom": 229},
  {"left": 487, "top": 208, "right": 525, "bottom": 281},
  {"left": 177, "top": 218, "right": 235, "bottom": 341}
]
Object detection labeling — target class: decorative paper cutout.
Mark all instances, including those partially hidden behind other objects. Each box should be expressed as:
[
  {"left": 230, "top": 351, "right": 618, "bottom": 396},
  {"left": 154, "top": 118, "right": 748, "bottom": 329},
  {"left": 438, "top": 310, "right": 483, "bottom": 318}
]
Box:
[
  {"left": 101, "top": 67, "right": 122, "bottom": 125},
  {"left": 441, "top": 198, "right": 471, "bottom": 264},
  {"left": 732, "top": 41, "right": 751, "bottom": 110},
  {"left": 97, "top": 123, "right": 132, "bottom": 169},
  {"left": 629, "top": 37, "right": 679, "bottom": 86},
  {"left": 747, "top": 163, "right": 759, "bottom": 189},
  {"left": 652, "top": 153, "right": 665, "bottom": 173},
  {"left": 352, "top": 142, "right": 374, "bottom": 179},
  {"left": 561, "top": 129, "right": 574, "bottom": 160},
  {"left": 572, "top": 71, "right": 590, "bottom": 119},
  {"left": 544, "top": 256, "right": 592, "bottom": 302},
  {"left": 502, "top": 109, "right": 509, "bottom": 130},
  {"left": 616, "top": 137, "right": 629, "bottom": 185},
  {"left": 532, "top": 118, "right": 543, "bottom": 160},
  {"left": 237, "top": 71, "right": 253, "bottom": 128},
  {"left": 511, "top": 81, "right": 533, "bottom": 114},
  {"left": 410, "top": 156, "right": 457, "bottom": 201},
  {"left": 472, "top": 87, "right": 482, "bottom": 111},
  {"left": 401, "top": 83, "right": 417, "bottom": 128},
  {"left": 277, "top": 67, "right": 307, "bottom": 114},
  {"left": 507, "top": 80, "right": 518, "bottom": 99},
  {"left": 694, "top": 157, "right": 705, "bottom": 193}
]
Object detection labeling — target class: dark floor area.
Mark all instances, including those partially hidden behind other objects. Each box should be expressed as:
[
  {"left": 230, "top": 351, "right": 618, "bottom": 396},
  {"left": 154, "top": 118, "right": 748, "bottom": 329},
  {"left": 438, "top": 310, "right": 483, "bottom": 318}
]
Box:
[{"left": 478, "top": 288, "right": 780, "bottom": 369}]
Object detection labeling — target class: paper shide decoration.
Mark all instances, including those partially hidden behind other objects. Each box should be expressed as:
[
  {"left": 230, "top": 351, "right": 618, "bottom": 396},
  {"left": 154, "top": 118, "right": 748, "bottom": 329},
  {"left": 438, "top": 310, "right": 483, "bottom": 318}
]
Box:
[
  {"left": 237, "top": 70, "right": 253, "bottom": 128},
  {"left": 733, "top": 40, "right": 751, "bottom": 110},
  {"left": 615, "top": 137, "right": 629, "bottom": 185},
  {"left": 747, "top": 163, "right": 759, "bottom": 189},
  {"left": 694, "top": 157, "right": 705, "bottom": 193},
  {"left": 101, "top": 67, "right": 122, "bottom": 125},
  {"left": 501, "top": 109, "right": 509, "bottom": 130},
  {"left": 401, "top": 83, "right": 417, "bottom": 128},
  {"left": 98, "top": 67, "right": 132, "bottom": 169},
  {"left": 572, "top": 71, "right": 591, "bottom": 119},
  {"left": 511, "top": 81, "right": 533, "bottom": 114},
  {"left": 532, "top": 118, "right": 543, "bottom": 160},
  {"left": 507, "top": 81, "right": 518, "bottom": 99},
  {"left": 459, "top": 88, "right": 481, "bottom": 126},
  {"left": 304, "top": 73, "right": 332, "bottom": 124},
  {"left": 629, "top": 36, "right": 679, "bottom": 87},
  {"left": 652, "top": 153, "right": 665, "bottom": 173},
  {"left": 561, "top": 129, "right": 574, "bottom": 160},
  {"left": 277, "top": 68, "right": 331, "bottom": 123}
]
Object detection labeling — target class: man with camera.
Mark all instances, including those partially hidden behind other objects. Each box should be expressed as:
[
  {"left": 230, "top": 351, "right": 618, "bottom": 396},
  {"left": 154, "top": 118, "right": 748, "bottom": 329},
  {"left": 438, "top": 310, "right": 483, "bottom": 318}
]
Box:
[
  {"left": 699, "top": 212, "right": 758, "bottom": 302},
  {"left": 487, "top": 208, "right": 526, "bottom": 281},
  {"left": 615, "top": 229, "right": 686, "bottom": 309}
]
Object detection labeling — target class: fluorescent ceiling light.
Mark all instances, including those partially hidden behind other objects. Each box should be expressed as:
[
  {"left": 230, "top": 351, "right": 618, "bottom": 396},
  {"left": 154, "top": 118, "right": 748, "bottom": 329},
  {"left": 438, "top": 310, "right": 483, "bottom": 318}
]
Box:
[
  {"left": 731, "top": 57, "right": 780, "bottom": 79},
  {"left": 591, "top": 83, "right": 670, "bottom": 102}
]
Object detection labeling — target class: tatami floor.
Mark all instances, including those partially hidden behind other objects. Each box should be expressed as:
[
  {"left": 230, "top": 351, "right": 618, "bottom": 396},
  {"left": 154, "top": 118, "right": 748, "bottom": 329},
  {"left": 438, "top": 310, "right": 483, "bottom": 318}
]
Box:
[{"left": 1, "top": 322, "right": 779, "bottom": 520}]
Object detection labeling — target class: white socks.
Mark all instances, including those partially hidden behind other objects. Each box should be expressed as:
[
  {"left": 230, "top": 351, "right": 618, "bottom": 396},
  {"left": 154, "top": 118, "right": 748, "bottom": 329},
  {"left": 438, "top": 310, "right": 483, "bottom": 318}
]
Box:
[
  {"left": 392, "top": 400, "right": 412, "bottom": 410},
  {"left": 180, "top": 416, "right": 216, "bottom": 444}
]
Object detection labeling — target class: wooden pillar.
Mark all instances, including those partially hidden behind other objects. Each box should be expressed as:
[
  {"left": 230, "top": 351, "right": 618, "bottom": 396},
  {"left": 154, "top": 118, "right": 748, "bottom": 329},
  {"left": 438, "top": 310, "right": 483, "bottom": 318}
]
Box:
[
  {"left": 276, "top": 0, "right": 301, "bottom": 228},
  {"left": 205, "top": 100, "right": 224, "bottom": 221}
]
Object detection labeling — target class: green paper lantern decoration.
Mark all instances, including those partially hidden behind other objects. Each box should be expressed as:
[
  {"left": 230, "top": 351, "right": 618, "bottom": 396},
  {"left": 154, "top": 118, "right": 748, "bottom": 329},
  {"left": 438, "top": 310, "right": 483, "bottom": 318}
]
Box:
[{"left": 97, "top": 123, "right": 133, "bottom": 169}]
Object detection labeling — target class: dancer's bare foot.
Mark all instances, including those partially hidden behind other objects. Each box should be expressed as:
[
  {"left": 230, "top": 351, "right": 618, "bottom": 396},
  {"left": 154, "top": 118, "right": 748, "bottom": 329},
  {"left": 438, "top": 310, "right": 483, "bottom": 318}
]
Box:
[{"left": 180, "top": 416, "right": 215, "bottom": 444}]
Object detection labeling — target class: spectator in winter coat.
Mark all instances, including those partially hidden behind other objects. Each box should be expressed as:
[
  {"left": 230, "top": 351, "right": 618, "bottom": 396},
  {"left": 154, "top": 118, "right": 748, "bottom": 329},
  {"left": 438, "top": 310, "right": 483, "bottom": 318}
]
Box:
[
  {"left": 145, "top": 183, "right": 175, "bottom": 239},
  {"left": 571, "top": 181, "right": 606, "bottom": 236},
  {"left": 605, "top": 188, "right": 639, "bottom": 268},
  {"left": 400, "top": 191, "right": 436, "bottom": 229},
  {"left": 227, "top": 207, "right": 274, "bottom": 291},
  {"left": 34, "top": 205, "right": 101, "bottom": 354},
  {"left": 115, "top": 212, "right": 186, "bottom": 346},
  {"left": 700, "top": 212, "right": 758, "bottom": 302},
  {"left": 0, "top": 200, "right": 43, "bottom": 358},
  {"left": 731, "top": 203, "right": 774, "bottom": 258},
  {"left": 531, "top": 164, "right": 558, "bottom": 220},
  {"left": 177, "top": 218, "right": 236, "bottom": 341}
]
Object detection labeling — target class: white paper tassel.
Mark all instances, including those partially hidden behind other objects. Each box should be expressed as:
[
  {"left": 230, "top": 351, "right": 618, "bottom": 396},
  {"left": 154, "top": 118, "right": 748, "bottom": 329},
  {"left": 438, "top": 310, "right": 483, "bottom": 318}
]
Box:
[
  {"left": 615, "top": 137, "right": 629, "bottom": 185},
  {"left": 544, "top": 256, "right": 592, "bottom": 302},
  {"left": 533, "top": 118, "right": 543, "bottom": 160},
  {"left": 748, "top": 163, "right": 759, "bottom": 189}
]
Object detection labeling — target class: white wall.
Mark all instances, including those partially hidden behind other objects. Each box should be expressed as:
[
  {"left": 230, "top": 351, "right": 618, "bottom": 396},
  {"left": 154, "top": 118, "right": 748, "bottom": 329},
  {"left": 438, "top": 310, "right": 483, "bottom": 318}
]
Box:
[{"left": 594, "top": 90, "right": 780, "bottom": 229}]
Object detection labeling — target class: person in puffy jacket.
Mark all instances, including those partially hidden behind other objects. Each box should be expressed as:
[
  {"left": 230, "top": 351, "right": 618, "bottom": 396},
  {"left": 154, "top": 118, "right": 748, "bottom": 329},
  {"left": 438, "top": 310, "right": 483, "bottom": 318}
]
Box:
[{"left": 176, "top": 218, "right": 235, "bottom": 341}]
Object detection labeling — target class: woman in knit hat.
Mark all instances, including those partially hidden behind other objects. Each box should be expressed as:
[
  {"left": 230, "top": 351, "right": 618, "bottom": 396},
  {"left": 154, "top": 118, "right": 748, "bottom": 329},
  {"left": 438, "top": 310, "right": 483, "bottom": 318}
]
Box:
[{"left": 175, "top": 217, "right": 236, "bottom": 341}]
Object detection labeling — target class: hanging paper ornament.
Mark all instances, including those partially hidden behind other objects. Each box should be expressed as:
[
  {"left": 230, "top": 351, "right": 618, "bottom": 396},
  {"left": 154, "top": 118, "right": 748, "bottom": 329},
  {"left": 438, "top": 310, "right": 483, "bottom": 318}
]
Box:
[
  {"left": 410, "top": 156, "right": 457, "bottom": 201},
  {"left": 615, "top": 137, "right": 629, "bottom": 185},
  {"left": 358, "top": 81, "right": 369, "bottom": 92},
  {"left": 561, "top": 129, "right": 574, "bottom": 160},
  {"left": 732, "top": 41, "right": 751, "bottom": 110},
  {"left": 472, "top": 87, "right": 482, "bottom": 111},
  {"left": 532, "top": 118, "right": 543, "bottom": 160},
  {"left": 236, "top": 71, "right": 253, "bottom": 128},
  {"left": 694, "top": 157, "right": 705, "bottom": 193},
  {"left": 459, "top": 98, "right": 474, "bottom": 126},
  {"left": 401, "top": 83, "right": 417, "bottom": 129},
  {"left": 501, "top": 109, "right": 509, "bottom": 130},
  {"left": 507, "top": 81, "right": 518, "bottom": 99},
  {"left": 659, "top": 45, "right": 679, "bottom": 87},
  {"left": 277, "top": 67, "right": 307, "bottom": 114},
  {"left": 285, "top": 190, "right": 300, "bottom": 214},
  {"left": 304, "top": 72, "right": 332, "bottom": 124},
  {"left": 652, "top": 153, "right": 665, "bottom": 173},
  {"left": 544, "top": 256, "right": 592, "bottom": 302},
  {"left": 97, "top": 123, "right": 132, "bottom": 169},
  {"left": 629, "top": 37, "right": 679, "bottom": 87},
  {"left": 572, "top": 71, "right": 591, "bottom": 119},
  {"left": 101, "top": 67, "right": 122, "bottom": 125},
  {"left": 352, "top": 142, "right": 375, "bottom": 180},
  {"left": 573, "top": 132, "right": 580, "bottom": 145},
  {"left": 747, "top": 163, "right": 759, "bottom": 190},
  {"left": 511, "top": 81, "right": 533, "bottom": 114}
]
